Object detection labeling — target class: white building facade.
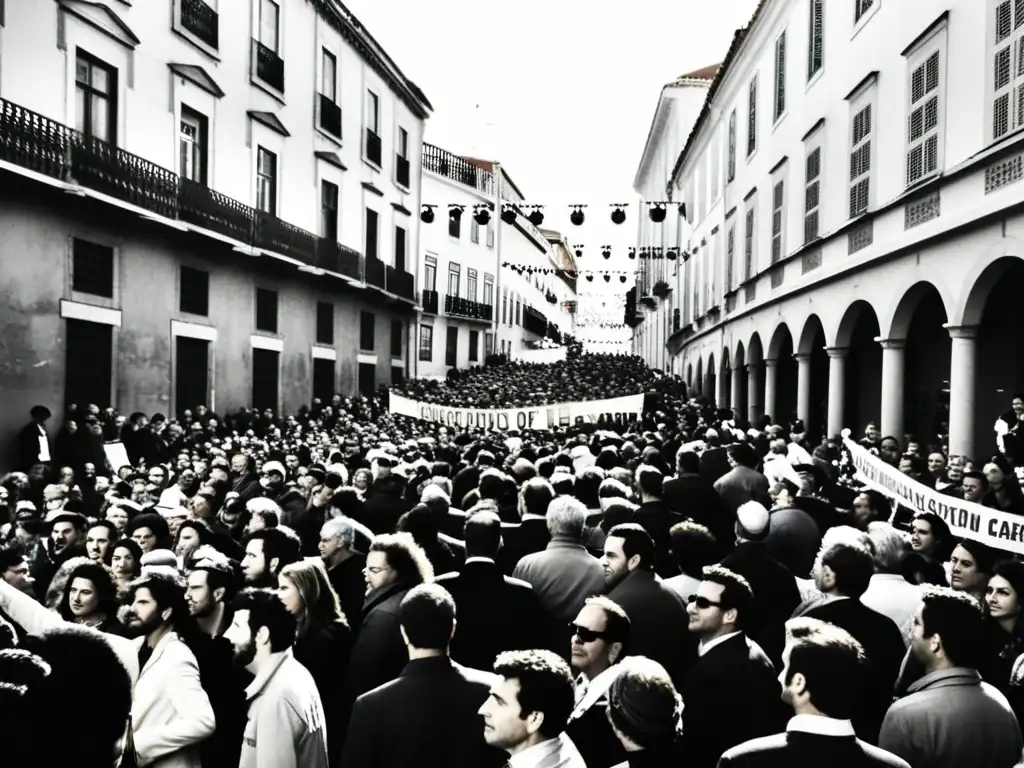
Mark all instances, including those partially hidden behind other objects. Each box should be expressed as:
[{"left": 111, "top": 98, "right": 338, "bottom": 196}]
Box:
[{"left": 634, "top": 0, "right": 1024, "bottom": 460}]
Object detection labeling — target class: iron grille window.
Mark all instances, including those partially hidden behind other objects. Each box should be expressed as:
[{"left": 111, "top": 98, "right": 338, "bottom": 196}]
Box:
[
  {"left": 180, "top": 266, "right": 209, "bottom": 316},
  {"left": 359, "top": 311, "right": 374, "bottom": 351},
  {"left": 316, "top": 301, "right": 334, "bottom": 345},
  {"left": 72, "top": 238, "right": 114, "bottom": 298},
  {"left": 906, "top": 50, "right": 941, "bottom": 186},
  {"left": 805, "top": 146, "right": 822, "bottom": 242},
  {"left": 850, "top": 103, "right": 872, "bottom": 217},
  {"left": 808, "top": 0, "right": 824, "bottom": 79},
  {"left": 255, "top": 288, "right": 278, "bottom": 333}
]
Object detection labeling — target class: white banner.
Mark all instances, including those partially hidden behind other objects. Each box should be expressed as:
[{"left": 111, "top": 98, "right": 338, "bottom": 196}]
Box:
[
  {"left": 844, "top": 437, "right": 1024, "bottom": 555},
  {"left": 516, "top": 347, "right": 568, "bottom": 365},
  {"left": 389, "top": 392, "right": 645, "bottom": 432}
]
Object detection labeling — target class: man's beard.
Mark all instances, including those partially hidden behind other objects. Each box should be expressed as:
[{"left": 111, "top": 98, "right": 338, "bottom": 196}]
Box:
[
  {"left": 120, "top": 609, "right": 164, "bottom": 639},
  {"left": 232, "top": 638, "right": 256, "bottom": 668}
]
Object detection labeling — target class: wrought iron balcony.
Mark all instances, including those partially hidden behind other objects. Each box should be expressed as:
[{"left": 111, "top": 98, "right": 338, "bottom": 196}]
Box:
[
  {"left": 385, "top": 264, "right": 415, "bottom": 300},
  {"left": 181, "top": 0, "right": 218, "bottom": 49},
  {"left": 421, "top": 289, "right": 439, "bottom": 314},
  {"left": 396, "top": 155, "right": 410, "bottom": 188},
  {"left": 422, "top": 143, "right": 493, "bottom": 194},
  {"left": 523, "top": 306, "right": 548, "bottom": 336},
  {"left": 365, "top": 255, "right": 386, "bottom": 289},
  {"left": 445, "top": 294, "right": 493, "bottom": 322},
  {"left": 318, "top": 93, "right": 341, "bottom": 139},
  {"left": 0, "top": 97, "right": 367, "bottom": 288},
  {"left": 253, "top": 39, "right": 284, "bottom": 93},
  {"left": 366, "top": 129, "right": 381, "bottom": 166}
]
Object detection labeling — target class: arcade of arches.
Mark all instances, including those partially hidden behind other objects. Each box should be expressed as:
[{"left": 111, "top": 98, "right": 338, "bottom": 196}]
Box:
[{"left": 682, "top": 257, "right": 1024, "bottom": 459}]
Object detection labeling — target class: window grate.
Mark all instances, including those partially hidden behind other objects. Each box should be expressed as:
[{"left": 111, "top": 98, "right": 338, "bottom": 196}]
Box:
[
  {"left": 904, "top": 190, "right": 941, "bottom": 229},
  {"left": 985, "top": 152, "right": 1024, "bottom": 192},
  {"left": 848, "top": 220, "right": 874, "bottom": 254}
]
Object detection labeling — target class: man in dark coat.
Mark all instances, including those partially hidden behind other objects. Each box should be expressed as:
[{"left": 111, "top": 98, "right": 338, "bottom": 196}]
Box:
[
  {"left": 632, "top": 467, "right": 684, "bottom": 578},
  {"left": 17, "top": 405, "right": 52, "bottom": 472},
  {"left": 341, "top": 584, "right": 505, "bottom": 768},
  {"left": 662, "top": 450, "right": 734, "bottom": 547},
  {"left": 496, "top": 478, "right": 553, "bottom": 574},
  {"left": 435, "top": 510, "right": 548, "bottom": 668}
]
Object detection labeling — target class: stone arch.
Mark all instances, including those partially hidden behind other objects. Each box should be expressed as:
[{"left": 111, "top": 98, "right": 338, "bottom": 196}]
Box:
[
  {"left": 747, "top": 332, "right": 764, "bottom": 365},
  {"left": 834, "top": 300, "right": 879, "bottom": 349},
  {"left": 885, "top": 281, "right": 955, "bottom": 341},
  {"left": 695, "top": 358, "right": 704, "bottom": 396},
  {"left": 734, "top": 340, "right": 746, "bottom": 370},
  {"left": 798, "top": 314, "right": 826, "bottom": 356},
  {"left": 957, "top": 254, "right": 1024, "bottom": 327},
  {"left": 767, "top": 322, "right": 794, "bottom": 361}
]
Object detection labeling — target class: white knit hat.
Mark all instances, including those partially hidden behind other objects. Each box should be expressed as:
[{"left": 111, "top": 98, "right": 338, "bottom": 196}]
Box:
[{"left": 736, "top": 501, "right": 770, "bottom": 541}]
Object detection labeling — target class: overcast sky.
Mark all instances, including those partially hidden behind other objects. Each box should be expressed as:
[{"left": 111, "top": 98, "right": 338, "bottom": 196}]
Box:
[{"left": 346, "top": 0, "right": 760, "bottom": 340}]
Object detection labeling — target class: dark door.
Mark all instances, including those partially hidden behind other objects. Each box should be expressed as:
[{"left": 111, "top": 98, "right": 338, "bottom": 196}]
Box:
[
  {"left": 391, "top": 366, "right": 403, "bottom": 386},
  {"left": 65, "top": 319, "right": 112, "bottom": 410},
  {"left": 175, "top": 336, "right": 209, "bottom": 417},
  {"left": 252, "top": 349, "right": 279, "bottom": 412},
  {"left": 358, "top": 362, "right": 376, "bottom": 397},
  {"left": 312, "top": 358, "right": 335, "bottom": 403},
  {"left": 446, "top": 326, "right": 458, "bottom": 367}
]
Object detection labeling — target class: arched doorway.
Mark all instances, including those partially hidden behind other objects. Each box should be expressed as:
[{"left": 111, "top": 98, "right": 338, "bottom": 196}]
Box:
[
  {"left": 734, "top": 342, "right": 747, "bottom": 420},
  {"left": 706, "top": 353, "right": 717, "bottom": 406},
  {"left": 695, "top": 358, "right": 704, "bottom": 398},
  {"left": 798, "top": 314, "right": 829, "bottom": 440},
  {"left": 720, "top": 348, "right": 732, "bottom": 411},
  {"left": 768, "top": 323, "right": 797, "bottom": 426},
  {"left": 686, "top": 363, "right": 693, "bottom": 392},
  {"left": 748, "top": 333, "right": 765, "bottom": 425},
  {"left": 837, "top": 301, "right": 882, "bottom": 436}
]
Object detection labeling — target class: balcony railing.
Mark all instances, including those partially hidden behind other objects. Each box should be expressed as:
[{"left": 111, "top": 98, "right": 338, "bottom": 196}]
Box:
[
  {"left": 422, "top": 143, "right": 494, "bottom": 194},
  {"left": 396, "top": 155, "right": 410, "bottom": 188},
  {"left": 523, "top": 306, "right": 548, "bottom": 336},
  {"left": 318, "top": 93, "right": 341, "bottom": 139},
  {"left": 0, "top": 97, "right": 367, "bottom": 287},
  {"left": 366, "top": 129, "right": 381, "bottom": 166},
  {"left": 445, "top": 294, "right": 493, "bottom": 322},
  {"left": 422, "top": 289, "right": 439, "bottom": 314},
  {"left": 365, "top": 255, "right": 386, "bottom": 289},
  {"left": 385, "top": 264, "right": 415, "bottom": 300},
  {"left": 253, "top": 39, "right": 284, "bottom": 92},
  {"left": 181, "top": 0, "right": 219, "bottom": 49}
]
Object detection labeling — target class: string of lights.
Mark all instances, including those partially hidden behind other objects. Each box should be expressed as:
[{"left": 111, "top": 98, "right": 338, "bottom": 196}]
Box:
[{"left": 419, "top": 202, "right": 687, "bottom": 228}]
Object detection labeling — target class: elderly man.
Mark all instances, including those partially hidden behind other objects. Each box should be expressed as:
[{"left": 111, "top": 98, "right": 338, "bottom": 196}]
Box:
[{"left": 319, "top": 516, "right": 369, "bottom": 630}]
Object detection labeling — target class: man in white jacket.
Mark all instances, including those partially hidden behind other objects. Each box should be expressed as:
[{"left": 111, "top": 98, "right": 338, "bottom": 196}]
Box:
[{"left": 123, "top": 573, "right": 216, "bottom": 768}]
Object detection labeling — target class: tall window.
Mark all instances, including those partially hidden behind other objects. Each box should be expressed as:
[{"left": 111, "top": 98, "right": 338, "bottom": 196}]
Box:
[
  {"left": 483, "top": 275, "right": 494, "bottom": 307},
  {"left": 466, "top": 269, "right": 478, "bottom": 301},
  {"left": 255, "top": 288, "right": 278, "bottom": 333},
  {"left": 419, "top": 325, "right": 433, "bottom": 361},
  {"left": 470, "top": 217, "right": 480, "bottom": 244},
  {"left": 906, "top": 48, "right": 942, "bottom": 186},
  {"left": 75, "top": 51, "right": 117, "bottom": 143},
  {"left": 992, "top": 1, "right": 1024, "bottom": 141},
  {"left": 744, "top": 200, "right": 756, "bottom": 279},
  {"left": 390, "top": 320, "right": 403, "bottom": 359},
  {"left": 449, "top": 210, "right": 461, "bottom": 239},
  {"left": 808, "top": 0, "right": 824, "bottom": 79},
  {"left": 359, "top": 311, "right": 374, "bottom": 351},
  {"left": 394, "top": 225, "right": 407, "bottom": 272},
  {"left": 727, "top": 110, "right": 736, "bottom": 181},
  {"left": 256, "top": 147, "right": 277, "bottom": 215},
  {"left": 469, "top": 330, "right": 479, "bottom": 362},
  {"left": 726, "top": 225, "right": 735, "bottom": 290},
  {"left": 771, "top": 179, "right": 785, "bottom": 263},
  {"left": 424, "top": 255, "right": 437, "bottom": 291},
  {"left": 774, "top": 31, "right": 787, "bottom": 121},
  {"left": 366, "top": 90, "right": 379, "bottom": 134},
  {"left": 320, "top": 181, "right": 338, "bottom": 241},
  {"left": 316, "top": 301, "right": 334, "bottom": 345},
  {"left": 855, "top": 0, "right": 874, "bottom": 22},
  {"left": 365, "top": 208, "right": 379, "bottom": 261},
  {"left": 747, "top": 75, "right": 758, "bottom": 156},
  {"left": 259, "top": 0, "right": 279, "bottom": 51},
  {"left": 72, "top": 238, "right": 114, "bottom": 298},
  {"left": 180, "top": 266, "right": 209, "bottom": 316},
  {"left": 397, "top": 127, "right": 408, "bottom": 158},
  {"left": 486, "top": 222, "right": 495, "bottom": 247},
  {"left": 179, "top": 106, "right": 207, "bottom": 183},
  {"left": 321, "top": 49, "right": 336, "bottom": 100},
  {"left": 448, "top": 263, "right": 460, "bottom": 297},
  {"left": 804, "top": 144, "right": 822, "bottom": 242},
  {"left": 849, "top": 92, "right": 874, "bottom": 218}
]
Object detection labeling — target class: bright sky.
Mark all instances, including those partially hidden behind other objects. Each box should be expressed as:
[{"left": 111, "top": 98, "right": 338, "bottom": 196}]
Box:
[{"left": 346, "top": 0, "right": 760, "bottom": 334}]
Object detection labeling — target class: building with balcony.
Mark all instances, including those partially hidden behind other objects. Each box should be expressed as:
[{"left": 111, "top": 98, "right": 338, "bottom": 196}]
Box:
[
  {"left": 0, "top": 0, "right": 429, "bottom": 452},
  {"left": 417, "top": 143, "right": 577, "bottom": 378},
  {"left": 636, "top": 0, "right": 1024, "bottom": 460}
]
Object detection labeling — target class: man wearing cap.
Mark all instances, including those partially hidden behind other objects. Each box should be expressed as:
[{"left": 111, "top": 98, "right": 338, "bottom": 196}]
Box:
[
  {"left": 18, "top": 405, "right": 52, "bottom": 472},
  {"left": 257, "top": 460, "right": 306, "bottom": 523},
  {"left": 32, "top": 510, "right": 88, "bottom": 600}
]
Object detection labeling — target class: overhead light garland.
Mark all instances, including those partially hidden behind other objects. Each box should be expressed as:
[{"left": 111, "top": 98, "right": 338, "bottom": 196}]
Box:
[
  {"left": 420, "top": 204, "right": 436, "bottom": 223},
  {"left": 610, "top": 204, "right": 628, "bottom": 225},
  {"left": 570, "top": 205, "right": 587, "bottom": 226},
  {"left": 448, "top": 204, "right": 465, "bottom": 222},
  {"left": 473, "top": 204, "right": 491, "bottom": 225}
]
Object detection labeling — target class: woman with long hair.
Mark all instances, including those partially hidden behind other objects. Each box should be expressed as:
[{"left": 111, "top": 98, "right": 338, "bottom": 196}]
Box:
[
  {"left": 57, "top": 561, "right": 125, "bottom": 636},
  {"left": 985, "top": 560, "right": 1024, "bottom": 722},
  {"left": 278, "top": 559, "right": 353, "bottom": 765}
]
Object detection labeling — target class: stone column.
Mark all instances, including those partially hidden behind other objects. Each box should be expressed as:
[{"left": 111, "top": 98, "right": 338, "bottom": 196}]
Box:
[
  {"left": 878, "top": 338, "right": 906, "bottom": 442},
  {"left": 946, "top": 325, "right": 978, "bottom": 458},
  {"left": 826, "top": 347, "right": 848, "bottom": 437},
  {"left": 747, "top": 362, "right": 761, "bottom": 424},
  {"left": 795, "top": 353, "right": 812, "bottom": 425},
  {"left": 763, "top": 359, "right": 779, "bottom": 425},
  {"left": 719, "top": 365, "right": 731, "bottom": 410},
  {"left": 730, "top": 362, "right": 744, "bottom": 418}
]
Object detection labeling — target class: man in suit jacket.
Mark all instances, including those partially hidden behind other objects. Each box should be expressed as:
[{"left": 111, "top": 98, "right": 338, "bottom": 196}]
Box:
[
  {"left": 17, "top": 405, "right": 52, "bottom": 472},
  {"left": 342, "top": 584, "right": 505, "bottom": 768},
  {"left": 714, "top": 443, "right": 771, "bottom": 514},
  {"left": 681, "top": 565, "right": 789, "bottom": 768},
  {"left": 719, "top": 617, "right": 910, "bottom": 767},
  {"left": 662, "top": 449, "right": 734, "bottom": 547},
  {"left": 498, "top": 478, "right": 554, "bottom": 574},
  {"left": 435, "top": 510, "right": 548, "bottom": 668},
  {"left": 632, "top": 467, "right": 684, "bottom": 578}
]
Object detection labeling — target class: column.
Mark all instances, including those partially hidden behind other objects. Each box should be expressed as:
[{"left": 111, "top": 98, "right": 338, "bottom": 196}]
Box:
[
  {"left": 747, "top": 363, "right": 761, "bottom": 424},
  {"left": 730, "top": 362, "right": 744, "bottom": 417},
  {"left": 719, "top": 366, "right": 731, "bottom": 410},
  {"left": 794, "top": 353, "right": 812, "bottom": 425},
  {"left": 878, "top": 338, "right": 906, "bottom": 442},
  {"left": 763, "top": 359, "right": 779, "bottom": 425},
  {"left": 826, "top": 347, "right": 848, "bottom": 437},
  {"left": 946, "top": 325, "right": 978, "bottom": 458}
]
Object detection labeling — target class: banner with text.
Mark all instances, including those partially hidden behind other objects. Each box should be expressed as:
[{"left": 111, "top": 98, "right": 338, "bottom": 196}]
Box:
[
  {"left": 843, "top": 437, "right": 1024, "bottom": 555},
  {"left": 389, "top": 392, "right": 645, "bottom": 432}
]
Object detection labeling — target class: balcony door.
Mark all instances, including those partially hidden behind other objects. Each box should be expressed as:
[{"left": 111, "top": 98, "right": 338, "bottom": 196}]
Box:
[{"left": 65, "top": 319, "right": 113, "bottom": 411}]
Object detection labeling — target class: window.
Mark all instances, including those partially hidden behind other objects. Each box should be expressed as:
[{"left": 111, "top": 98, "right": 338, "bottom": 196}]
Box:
[
  {"left": 320, "top": 181, "right": 338, "bottom": 241},
  {"left": 359, "top": 311, "right": 374, "bottom": 351},
  {"left": 72, "top": 238, "right": 114, "bottom": 297},
  {"left": 390, "top": 320, "right": 403, "bottom": 359},
  {"left": 805, "top": 144, "right": 822, "bottom": 242},
  {"left": 75, "top": 51, "right": 117, "bottom": 143},
  {"left": 744, "top": 201, "right": 756, "bottom": 279},
  {"left": 424, "top": 255, "right": 437, "bottom": 291},
  {"left": 906, "top": 48, "right": 942, "bottom": 186},
  {"left": 469, "top": 330, "right": 479, "bottom": 362},
  {"left": 467, "top": 269, "right": 478, "bottom": 301},
  {"left": 256, "top": 147, "right": 277, "bottom": 215},
  {"left": 448, "top": 263, "right": 460, "bottom": 297},
  {"left": 849, "top": 95, "right": 874, "bottom": 218},
  {"left": 419, "top": 325, "right": 433, "bottom": 361},
  {"left": 365, "top": 208, "right": 378, "bottom": 261},
  {"left": 394, "top": 225, "right": 407, "bottom": 272},
  {"left": 771, "top": 180, "right": 785, "bottom": 263},
  {"left": 397, "top": 127, "right": 408, "bottom": 158},
  {"left": 501, "top": 290, "right": 508, "bottom": 324},
  {"left": 515, "top": 299, "right": 521, "bottom": 326},
  {"left": 774, "top": 32, "right": 787, "bottom": 121},
  {"left": 316, "top": 301, "right": 333, "bottom": 345},
  {"left": 992, "top": 1, "right": 1024, "bottom": 141},
  {"left": 445, "top": 326, "right": 458, "bottom": 367},
  {"left": 484, "top": 275, "right": 494, "bottom": 308},
  {"left": 449, "top": 211, "right": 461, "bottom": 239},
  {"left": 259, "top": 0, "right": 279, "bottom": 51},
  {"left": 855, "top": 0, "right": 874, "bottom": 22},
  {"left": 180, "top": 266, "right": 209, "bottom": 316},
  {"left": 321, "top": 49, "right": 336, "bottom": 101},
  {"left": 747, "top": 75, "right": 758, "bottom": 156},
  {"left": 726, "top": 225, "right": 736, "bottom": 290},
  {"left": 179, "top": 106, "right": 207, "bottom": 184},
  {"left": 727, "top": 110, "right": 737, "bottom": 182},
  {"left": 471, "top": 217, "right": 480, "bottom": 243},
  {"left": 808, "top": 0, "right": 824, "bottom": 79},
  {"left": 486, "top": 222, "right": 495, "bottom": 247},
  {"left": 485, "top": 332, "right": 494, "bottom": 357},
  {"left": 710, "top": 135, "right": 720, "bottom": 201},
  {"left": 366, "top": 90, "right": 379, "bottom": 134},
  {"left": 255, "top": 287, "right": 278, "bottom": 333}
]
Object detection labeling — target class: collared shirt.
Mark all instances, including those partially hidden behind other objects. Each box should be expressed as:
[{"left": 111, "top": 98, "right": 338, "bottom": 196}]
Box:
[
  {"left": 509, "top": 733, "right": 586, "bottom": 768},
  {"left": 786, "top": 714, "right": 856, "bottom": 737},
  {"left": 698, "top": 630, "right": 741, "bottom": 656},
  {"left": 571, "top": 664, "right": 623, "bottom": 717},
  {"left": 463, "top": 556, "right": 495, "bottom": 565}
]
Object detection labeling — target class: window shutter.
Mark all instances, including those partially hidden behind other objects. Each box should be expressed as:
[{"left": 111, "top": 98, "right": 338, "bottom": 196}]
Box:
[
  {"left": 771, "top": 180, "right": 785, "bottom": 263},
  {"left": 849, "top": 104, "right": 872, "bottom": 218},
  {"left": 808, "top": 0, "right": 824, "bottom": 79},
  {"left": 744, "top": 207, "right": 755, "bottom": 278},
  {"left": 748, "top": 76, "right": 758, "bottom": 155},
  {"left": 805, "top": 147, "right": 821, "bottom": 242},
  {"left": 726, "top": 227, "right": 735, "bottom": 289},
  {"left": 906, "top": 51, "right": 941, "bottom": 185},
  {"left": 774, "top": 33, "right": 787, "bottom": 120},
  {"left": 728, "top": 111, "right": 737, "bottom": 181}
]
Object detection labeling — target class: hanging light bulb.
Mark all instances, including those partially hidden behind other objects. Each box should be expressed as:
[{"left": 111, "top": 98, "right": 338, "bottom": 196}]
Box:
[
  {"left": 474, "top": 206, "right": 490, "bottom": 225},
  {"left": 610, "top": 205, "right": 626, "bottom": 225},
  {"left": 570, "top": 205, "right": 586, "bottom": 226},
  {"left": 649, "top": 203, "right": 667, "bottom": 223},
  {"left": 501, "top": 205, "right": 516, "bottom": 224},
  {"left": 586, "top": 274, "right": 594, "bottom": 282},
  {"left": 619, "top": 275, "right": 627, "bottom": 283},
  {"left": 420, "top": 205, "right": 435, "bottom": 224},
  {"left": 601, "top": 246, "right": 611, "bottom": 259},
  {"left": 574, "top": 244, "right": 584, "bottom": 259},
  {"left": 628, "top": 248, "right": 637, "bottom": 260},
  {"left": 449, "top": 205, "right": 463, "bottom": 222},
  {"left": 667, "top": 248, "right": 678, "bottom": 261},
  {"left": 603, "top": 274, "right": 611, "bottom": 282},
  {"left": 528, "top": 206, "right": 544, "bottom": 227}
]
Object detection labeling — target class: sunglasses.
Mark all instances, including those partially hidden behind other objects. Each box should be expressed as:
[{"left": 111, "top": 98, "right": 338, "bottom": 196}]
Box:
[
  {"left": 687, "top": 595, "right": 724, "bottom": 610},
  {"left": 569, "top": 623, "right": 610, "bottom": 644}
]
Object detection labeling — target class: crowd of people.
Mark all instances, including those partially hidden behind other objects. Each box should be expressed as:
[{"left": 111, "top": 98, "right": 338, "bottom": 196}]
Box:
[{"left": 2, "top": 349, "right": 1024, "bottom": 768}]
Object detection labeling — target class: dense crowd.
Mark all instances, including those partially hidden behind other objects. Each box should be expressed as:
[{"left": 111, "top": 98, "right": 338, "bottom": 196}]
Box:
[{"left": 2, "top": 350, "right": 1024, "bottom": 768}]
